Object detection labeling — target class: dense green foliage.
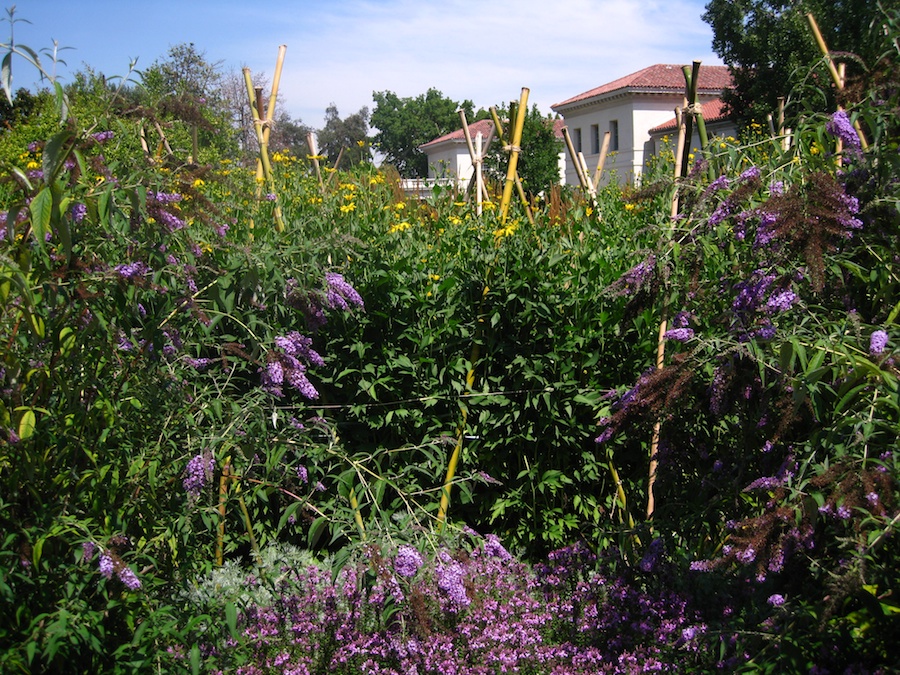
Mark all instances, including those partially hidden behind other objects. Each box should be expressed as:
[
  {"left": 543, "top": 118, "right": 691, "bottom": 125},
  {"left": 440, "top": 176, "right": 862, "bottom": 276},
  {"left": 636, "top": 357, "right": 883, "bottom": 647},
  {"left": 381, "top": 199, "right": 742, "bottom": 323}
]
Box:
[
  {"left": 703, "top": 0, "right": 889, "bottom": 125},
  {"left": 1, "top": 5, "right": 900, "bottom": 673}
]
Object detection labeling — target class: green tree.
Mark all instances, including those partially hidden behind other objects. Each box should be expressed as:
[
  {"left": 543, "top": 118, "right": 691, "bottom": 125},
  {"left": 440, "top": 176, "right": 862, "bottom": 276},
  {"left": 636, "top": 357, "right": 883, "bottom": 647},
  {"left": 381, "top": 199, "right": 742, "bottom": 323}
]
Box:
[
  {"left": 371, "top": 88, "right": 477, "bottom": 178},
  {"left": 485, "top": 104, "right": 562, "bottom": 197},
  {"left": 139, "top": 42, "right": 238, "bottom": 162},
  {"left": 703, "top": 0, "right": 887, "bottom": 126},
  {"left": 316, "top": 103, "right": 370, "bottom": 168}
]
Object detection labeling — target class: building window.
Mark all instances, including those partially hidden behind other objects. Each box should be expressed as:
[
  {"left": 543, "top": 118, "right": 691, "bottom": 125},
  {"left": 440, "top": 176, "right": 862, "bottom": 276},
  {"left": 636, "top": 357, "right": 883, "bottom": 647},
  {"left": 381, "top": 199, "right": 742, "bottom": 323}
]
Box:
[
  {"left": 573, "top": 128, "right": 582, "bottom": 153},
  {"left": 590, "top": 124, "right": 600, "bottom": 154},
  {"left": 609, "top": 120, "right": 619, "bottom": 152}
]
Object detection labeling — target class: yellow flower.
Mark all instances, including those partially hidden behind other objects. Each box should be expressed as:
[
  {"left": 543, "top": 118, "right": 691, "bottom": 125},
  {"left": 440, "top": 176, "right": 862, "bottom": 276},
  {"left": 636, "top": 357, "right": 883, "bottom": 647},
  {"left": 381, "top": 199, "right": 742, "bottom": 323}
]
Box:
[
  {"left": 483, "top": 201, "right": 496, "bottom": 210},
  {"left": 449, "top": 216, "right": 462, "bottom": 225},
  {"left": 430, "top": 274, "right": 441, "bottom": 281},
  {"left": 388, "top": 221, "right": 411, "bottom": 233},
  {"left": 810, "top": 144, "right": 820, "bottom": 155},
  {"left": 340, "top": 203, "right": 356, "bottom": 213},
  {"left": 356, "top": 139, "right": 366, "bottom": 147},
  {"left": 624, "top": 203, "right": 636, "bottom": 211},
  {"left": 585, "top": 207, "right": 593, "bottom": 217},
  {"left": 309, "top": 196, "right": 323, "bottom": 205},
  {"left": 719, "top": 142, "right": 727, "bottom": 149},
  {"left": 493, "top": 222, "right": 518, "bottom": 238},
  {"left": 393, "top": 202, "right": 405, "bottom": 210},
  {"left": 26, "top": 160, "right": 40, "bottom": 170},
  {"left": 192, "top": 178, "right": 205, "bottom": 188}
]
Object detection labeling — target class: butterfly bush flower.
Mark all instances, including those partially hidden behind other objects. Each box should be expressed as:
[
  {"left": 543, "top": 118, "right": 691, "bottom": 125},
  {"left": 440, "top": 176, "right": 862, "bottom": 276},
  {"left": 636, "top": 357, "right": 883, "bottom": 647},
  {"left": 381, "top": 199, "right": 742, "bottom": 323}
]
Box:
[
  {"left": 69, "top": 202, "right": 87, "bottom": 223},
  {"left": 118, "top": 565, "right": 142, "bottom": 590},
  {"left": 436, "top": 551, "right": 470, "bottom": 609},
  {"left": 90, "top": 130, "right": 115, "bottom": 143},
  {"left": 82, "top": 541, "right": 96, "bottom": 562},
  {"left": 767, "top": 594, "right": 786, "bottom": 607},
  {"left": 869, "top": 329, "right": 888, "bottom": 355},
  {"left": 99, "top": 553, "right": 114, "bottom": 579},
  {"left": 325, "top": 272, "right": 365, "bottom": 311},
  {"left": 115, "top": 261, "right": 150, "bottom": 279},
  {"left": 664, "top": 327, "right": 695, "bottom": 342},
  {"left": 765, "top": 290, "right": 797, "bottom": 313},
  {"left": 394, "top": 545, "right": 423, "bottom": 578},
  {"left": 184, "top": 452, "right": 215, "bottom": 499},
  {"left": 826, "top": 110, "right": 861, "bottom": 151}
]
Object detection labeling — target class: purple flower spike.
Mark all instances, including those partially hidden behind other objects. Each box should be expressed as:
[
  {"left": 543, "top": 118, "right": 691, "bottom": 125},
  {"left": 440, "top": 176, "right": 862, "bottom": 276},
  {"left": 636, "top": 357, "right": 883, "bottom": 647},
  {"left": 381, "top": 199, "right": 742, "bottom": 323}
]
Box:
[
  {"left": 325, "top": 273, "right": 365, "bottom": 311},
  {"left": 826, "top": 110, "right": 861, "bottom": 150},
  {"left": 870, "top": 330, "right": 888, "bottom": 355}
]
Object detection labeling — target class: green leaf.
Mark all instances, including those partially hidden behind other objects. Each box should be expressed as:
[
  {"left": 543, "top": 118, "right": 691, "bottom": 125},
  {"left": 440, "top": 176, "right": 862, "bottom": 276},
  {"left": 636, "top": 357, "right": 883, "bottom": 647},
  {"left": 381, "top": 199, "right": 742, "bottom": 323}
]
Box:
[
  {"left": 29, "top": 187, "right": 52, "bottom": 246},
  {"left": 225, "top": 601, "right": 238, "bottom": 639},
  {"left": 1, "top": 52, "right": 11, "bottom": 103},
  {"left": 308, "top": 516, "right": 328, "bottom": 548},
  {"left": 18, "top": 408, "right": 36, "bottom": 440}
]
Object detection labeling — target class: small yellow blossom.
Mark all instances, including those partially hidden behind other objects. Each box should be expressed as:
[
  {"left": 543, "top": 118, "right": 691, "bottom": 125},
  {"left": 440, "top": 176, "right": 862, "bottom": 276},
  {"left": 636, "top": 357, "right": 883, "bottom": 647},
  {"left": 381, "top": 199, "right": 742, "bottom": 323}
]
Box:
[
  {"left": 585, "top": 207, "right": 593, "bottom": 217},
  {"left": 430, "top": 274, "right": 441, "bottom": 281},
  {"left": 393, "top": 202, "right": 405, "bottom": 210},
  {"left": 192, "top": 178, "right": 205, "bottom": 188},
  {"left": 483, "top": 201, "right": 496, "bottom": 210},
  {"left": 625, "top": 203, "right": 636, "bottom": 211},
  {"left": 309, "top": 196, "right": 323, "bottom": 205},
  {"left": 340, "top": 203, "right": 356, "bottom": 213},
  {"left": 356, "top": 139, "right": 366, "bottom": 147},
  {"left": 388, "top": 221, "right": 411, "bottom": 233},
  {"left": 26, "top": 160, "right": 40, "bottom": 170}
]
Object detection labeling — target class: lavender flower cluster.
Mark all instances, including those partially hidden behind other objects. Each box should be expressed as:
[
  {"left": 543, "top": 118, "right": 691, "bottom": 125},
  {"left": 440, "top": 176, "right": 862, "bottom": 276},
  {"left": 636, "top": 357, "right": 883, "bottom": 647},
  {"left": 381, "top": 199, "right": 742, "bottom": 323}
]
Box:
[
  {"left": 185, "top": 535, "right": 710, "bottom": 674},
  {"left": 261, "top": 331, "right": 322, "bottom": 399}
]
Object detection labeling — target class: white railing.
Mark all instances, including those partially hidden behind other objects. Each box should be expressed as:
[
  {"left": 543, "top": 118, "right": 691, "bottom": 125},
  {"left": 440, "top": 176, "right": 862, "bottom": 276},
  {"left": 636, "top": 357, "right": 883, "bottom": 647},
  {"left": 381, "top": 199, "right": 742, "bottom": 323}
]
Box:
[{"left": 398, "top": 177, "right": 458, "bottom": 199}]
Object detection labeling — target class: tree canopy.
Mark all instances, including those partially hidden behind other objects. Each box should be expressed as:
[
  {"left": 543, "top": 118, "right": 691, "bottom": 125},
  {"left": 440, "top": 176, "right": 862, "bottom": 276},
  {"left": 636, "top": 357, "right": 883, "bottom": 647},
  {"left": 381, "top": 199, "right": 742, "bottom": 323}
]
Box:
[
  {"left": 371, "top": 88, "right": 477, "bottom": 178},
  {"left": 703, "top": 0, "right": 888, "bottom": 125},
  {"left": 316, "top": 103, "right": 370, "bottom": 168}
]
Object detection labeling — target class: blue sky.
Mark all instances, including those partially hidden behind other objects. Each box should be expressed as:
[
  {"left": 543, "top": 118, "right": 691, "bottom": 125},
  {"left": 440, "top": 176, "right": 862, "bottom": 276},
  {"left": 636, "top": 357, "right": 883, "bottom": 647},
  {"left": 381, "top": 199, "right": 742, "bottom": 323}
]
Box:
[{"left": 7, "top": 0, "right": 722, "bottom": 129}]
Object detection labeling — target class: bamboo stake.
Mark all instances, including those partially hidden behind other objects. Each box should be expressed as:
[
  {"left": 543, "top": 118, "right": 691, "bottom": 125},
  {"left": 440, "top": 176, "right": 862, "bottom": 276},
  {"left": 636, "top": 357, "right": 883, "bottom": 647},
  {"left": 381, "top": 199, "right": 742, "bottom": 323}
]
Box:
[
  {"left": 216, "top": 458, "right": 230, "bottom": 566},
  {"left": 307, "top": 132, "right": 324, "bottom": 188},
  {"left": 592, "top": 130, "right": 612, "bottom": 190},
  {"left": 458, "top": 109, "right": 482, "bottom": 209},
  {"left": 499, "top": 88, "right": 529, "bottom": 222},
  {"left": 488, "top": 106, "right": 534, "bottom": 224},
  {"left": 243, "top": 67, "right": 285, "bottom": 231},
  {"left": 475, "top": 132, "right": 484, "bottom": 215},
  {"left": 806, "top": 12, "right": 868, "bottom": 149},
  {"left": 254, "top": 46, "right": 287, "bottom": 184},
  {"left": 646, "top": 108, "right": 687, "bottom": 520}
]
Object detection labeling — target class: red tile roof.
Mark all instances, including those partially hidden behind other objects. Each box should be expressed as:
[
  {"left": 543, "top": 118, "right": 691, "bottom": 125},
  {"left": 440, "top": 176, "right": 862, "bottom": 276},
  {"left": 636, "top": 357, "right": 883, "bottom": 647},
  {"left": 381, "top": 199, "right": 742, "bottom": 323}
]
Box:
[
  {"left": 419, "top": 119, "right": 495, "bottom": 150},
  {"left": 552, "top": 64, "right": 732, "bottom": 109},
  {"left": 649, "top": 98, "right": 730, "bottom": 133},
  {"left": 420, "top": 117, "right": 564, "bottom": 150}
]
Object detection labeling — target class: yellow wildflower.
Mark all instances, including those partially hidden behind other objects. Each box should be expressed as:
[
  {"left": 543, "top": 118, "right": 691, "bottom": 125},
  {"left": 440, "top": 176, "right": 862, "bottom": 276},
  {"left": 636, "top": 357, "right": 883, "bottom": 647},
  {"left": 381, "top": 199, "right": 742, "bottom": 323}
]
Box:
[
  {"left": 388, "top": 221, "right": 411, "bottom": 233},
  {"left": 26, "top": 160, "right": 40, "bottom": 170},
  {"left": 430, "top": 274, "right": 441, "bottom": 281},
  {"left": 340, "top": 203, "right": 356, "bottom": 213},
  {"left": 625, "top": 203, "right": 636, "bottom": 211},
  {"left": 192, "top": 178, "right": 205, "bottom": 188},
  {"left": 393, "top": 202, "right": 405, "bottom": 210}
]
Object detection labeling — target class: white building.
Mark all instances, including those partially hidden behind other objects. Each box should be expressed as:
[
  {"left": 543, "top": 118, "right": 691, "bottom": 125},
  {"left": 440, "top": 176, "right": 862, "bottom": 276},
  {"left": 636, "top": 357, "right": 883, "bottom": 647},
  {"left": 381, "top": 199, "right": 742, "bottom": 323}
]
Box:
[
  {"left": 550, "top": 64, "right": 735, "bottom": 186},
  {"left": 419, "top": 118, "right": 566, "bottom": 190}
]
